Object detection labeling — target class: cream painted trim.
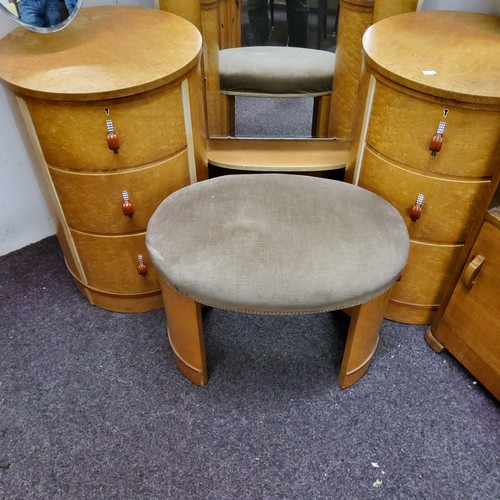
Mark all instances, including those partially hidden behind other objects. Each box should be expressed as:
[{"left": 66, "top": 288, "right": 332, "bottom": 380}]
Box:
[
  {"left": 181, "top": 79, "right": 198, "bottom": 184},
  {"left": 353, "top": 74, "right": 376, "bottom": 186},
  {"left": 16, "top": 97, "right": 91, "bottom": 298},
  {"left": 416, "top": 0, "right": 424, "bottom": 10}
]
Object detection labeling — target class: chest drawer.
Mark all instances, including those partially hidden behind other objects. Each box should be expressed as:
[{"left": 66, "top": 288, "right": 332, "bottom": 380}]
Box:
[
  {"left": 389, "top": 240, "right": 463, "bottom": 309},
  {"left": 25, "top": 85, "right": 186, "bottom": 171},
  {"left": 69, "top": 230, "right": 160, "bottom": 295},
  {"left": 366, "top": 81, "right": 500, "bottom": 177},
  {"left": 49, "top": 151, "right": 189, "bottom": 234},
  {"left": 359, "top": 148, "right": 491, "bottom": 243}
]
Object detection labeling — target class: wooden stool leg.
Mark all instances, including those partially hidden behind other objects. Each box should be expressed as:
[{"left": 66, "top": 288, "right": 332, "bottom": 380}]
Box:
[
  {"left": 220, "top": 94, "right": 236, "bottom": 136},
  {"left": 160, "top": 280, "right": 208, "bottom": 387},
  {"left": 338, "top": 289, "right": 391, "bottom": 388},
  {"left": 312, "top": 94, "right": 332, "bottom": 137}
]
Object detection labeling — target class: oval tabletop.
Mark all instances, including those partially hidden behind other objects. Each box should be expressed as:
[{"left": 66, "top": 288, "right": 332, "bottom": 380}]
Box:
[
  {"left": 362, "top": 11, "right": 500, "bottom": 105},
  {"left": 0, "top": 6, "right": 202, "bottom": 100},
  {"left": 146, "top": 174, "right": 410, "bottom": 314}
]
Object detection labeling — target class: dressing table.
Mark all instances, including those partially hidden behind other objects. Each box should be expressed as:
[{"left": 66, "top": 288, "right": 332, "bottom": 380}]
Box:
[{"left": 0, "top": 6, "right": 207, "bottom": 312}]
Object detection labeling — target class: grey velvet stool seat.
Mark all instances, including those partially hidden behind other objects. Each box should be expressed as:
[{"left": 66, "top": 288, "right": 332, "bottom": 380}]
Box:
[
  {"left": 218, "top": 47, "right": 335, "bottom": 137},
  {"left": 146, "top": 174, "right": 409, "bottom": 389}
]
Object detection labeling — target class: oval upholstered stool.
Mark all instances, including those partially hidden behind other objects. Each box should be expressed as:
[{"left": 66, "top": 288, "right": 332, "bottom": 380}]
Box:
[
  {"left": 218, "top": 47, "right": 335, "bottom": 137},
  {"left": 146, "top": 174, "right": 409, "bottom": 389}
]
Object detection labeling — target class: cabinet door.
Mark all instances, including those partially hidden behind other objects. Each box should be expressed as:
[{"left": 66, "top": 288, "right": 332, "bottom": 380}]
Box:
[
  {"left": 435, "top": 219, "right": 500, "bottom": 399},
  {"left": 366, "top": 81, "right": 500, "bottom": 178},
  {"left": 49, "top": 152, "right": 189, "bottom": 233},
  {"left": 26, "top": 85, "right": 187, "bottom": 170}
]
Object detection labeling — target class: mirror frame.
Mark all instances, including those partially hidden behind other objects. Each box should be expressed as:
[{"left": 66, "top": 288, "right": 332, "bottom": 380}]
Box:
[{"left": 0, "top": 0, "right": 84, "bottom": 33}]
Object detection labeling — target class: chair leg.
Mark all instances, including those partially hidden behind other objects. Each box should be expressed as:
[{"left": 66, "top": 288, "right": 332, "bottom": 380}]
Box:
[
  {"left": 160, "top": 280, "right": 208, "bottom": 387},
  {"left": 338, "top": 289, "right": 391, "bottom": 388},
  {"left": 312, "top": 95, "right": 331, "bottom": 137},
  {"left": 220, "top": 94, "right": 236, "bottom": 136}
]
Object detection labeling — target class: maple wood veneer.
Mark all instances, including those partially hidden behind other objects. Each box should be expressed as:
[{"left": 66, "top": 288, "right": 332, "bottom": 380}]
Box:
[
  {"left": 347, "top": 11, "right": 500, "bottom": 324},
  {"left": 0, "top": 6, "right": 207, "bottom": 312}
]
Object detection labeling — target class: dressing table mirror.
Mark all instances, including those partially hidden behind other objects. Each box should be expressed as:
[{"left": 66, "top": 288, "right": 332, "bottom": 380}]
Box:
[
  {"left": 0, "top": 0, "right": 83, "bottom": 33},
  {"left": 0, "top": 0, "right": 83, "bottom": 32}
]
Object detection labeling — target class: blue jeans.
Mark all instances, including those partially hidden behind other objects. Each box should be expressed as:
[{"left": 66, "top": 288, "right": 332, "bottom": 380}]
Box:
[
  {"left": 247, "top": 0, "right": 309, "bottom": 47},
  {"left": 18, "top": 0, "right": 62, "bottom": 27}
]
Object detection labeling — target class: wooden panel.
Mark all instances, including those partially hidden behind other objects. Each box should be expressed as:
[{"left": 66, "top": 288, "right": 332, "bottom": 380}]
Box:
[
  {"left": 26, "top": 85, "right": 187, "bottom": 170},
  {"left": 358, "top": 148, "right": 491, "bottom": 243},
  {"left": 49, "top": 152, "right": 190, "bottom": 234},
  {"left": 388, "top": 240, "right": 463, "bottom": 311},
  {"left": 385, "top": 300, "right": 436, "bottom": 325},
  {"left": 362, "top": 12, "right": 500, "bottom": 105},
  {"left": 371, "top": 0, "right": 418, "bottom": 23},
  {"left": 367, "top": 80, "right": 500, "bottom": 177},
  {"left": 328, "top": 0, "right": 374, "bottom": 138},
  {"left": 207, "top": 138, "right": 349, "bottom": 171},
  {"left": 70, "top": 230, "right": 160, "bottom": 295},
  {"left": 0, "top": 7, "right": 202, "bottom": 101},
  {"left": 436, "top": 219, "right": 500, "bottom": 398}
]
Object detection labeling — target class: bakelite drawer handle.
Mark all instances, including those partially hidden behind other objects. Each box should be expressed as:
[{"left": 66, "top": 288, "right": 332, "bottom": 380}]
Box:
[
  {"left": 106, "top": 119, "right": 120, "bottom": 154},
  {"left": 122, "top": 190, "right": 134, "bottom": 217},
  {"left": 410, "top": 194, "right": 424, "bottom": 222},
  {"left": 429, "top": 121, "right": 446, "bottom": 156},
  {"left": 137, "top": 254, "right": 148, "bottom": 276},
  {"left": 461, "top": 255, "right": 485, "bottom": 289}
]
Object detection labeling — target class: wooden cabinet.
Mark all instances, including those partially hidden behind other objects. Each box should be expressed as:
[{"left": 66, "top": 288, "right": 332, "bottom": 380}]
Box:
[
  {"left": 347, "top": 11, "right": 500, "bottom": 324},
  {"left": 425, "top": 206, "right": 500, "bottom": 401},
  {"left": 0, "top": 7, "right": 207, "bottom": 312}
]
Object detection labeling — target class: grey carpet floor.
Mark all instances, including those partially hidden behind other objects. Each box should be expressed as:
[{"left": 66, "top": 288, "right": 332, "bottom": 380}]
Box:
[{"left": 1, "top": 221, "right": 499, "bottom": 500}]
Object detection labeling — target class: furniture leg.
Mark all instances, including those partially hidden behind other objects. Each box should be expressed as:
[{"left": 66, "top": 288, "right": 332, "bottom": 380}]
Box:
[
  {"left": 312, "top": 94, "right": 331, "bottom": 137},
  {"left": 338, "top": 289, "right": 391, "bottom": 388},
  {"left": 220, "top": 94, "right": 236, "bottom": 136},
  {"left": 160, "top": 280, "right": 208, "bottom": 387}
]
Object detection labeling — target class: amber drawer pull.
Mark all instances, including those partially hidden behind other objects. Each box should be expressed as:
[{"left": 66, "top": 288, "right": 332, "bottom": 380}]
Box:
[
  {"left": 429, "top": 121, "right": 445, "bottom": 156},
  {"left": 137, "top": 254, "right": 148, "bottom": 276},
  {"left": 410, "top": 194, "right": 424, "bottom": 222},
  {"left": 122, "top": 190, "right": 134, "bottom": 217},
  {"left": 461, "top": 255, "right": 485, "bottom": 289},
  {"left": 106, "top": 119, "right": 120, "bottom": 154}
]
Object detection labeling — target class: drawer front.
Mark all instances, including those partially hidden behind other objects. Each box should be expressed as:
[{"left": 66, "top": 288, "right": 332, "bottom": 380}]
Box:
[
  {"left": 50, "top": 151, "right": 190, "bottom": 234},
  {"left": 389, "top": 240, "right": 463, "bottom": 307},
  {"left": 359, "top": 148, "right": 491, "bottom": 243},
  {"left": 366, "top": 80, "right": 500, "bottom": 178},
  {"left": 70, "top": 231, "right": 159, "bottom": 294},
  {"left": 26, "top": 85, "right": 186, "bottom": 170}
]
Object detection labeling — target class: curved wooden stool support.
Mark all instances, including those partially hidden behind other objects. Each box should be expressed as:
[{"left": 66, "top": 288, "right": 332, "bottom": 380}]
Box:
[
  {"left": 160, "top": 281, "right": 207, "bottom": 387},
  {"left": 339, "top": 290, "right": 390, "bottom": 388}
]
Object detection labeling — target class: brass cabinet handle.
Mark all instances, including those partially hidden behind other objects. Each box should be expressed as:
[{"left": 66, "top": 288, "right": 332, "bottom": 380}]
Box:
[{"left": 461, "top": 254, "right": 485, "bottom": 290}]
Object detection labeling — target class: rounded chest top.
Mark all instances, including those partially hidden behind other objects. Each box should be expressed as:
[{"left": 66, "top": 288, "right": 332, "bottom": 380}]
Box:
[
  {"left": 0, "top": 6, "right": 202, "bottom": 101},
  {"left": 362, "top": 11, "right": 500, "bottom": 105}
]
